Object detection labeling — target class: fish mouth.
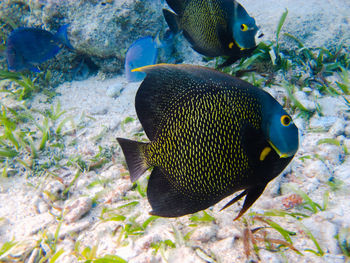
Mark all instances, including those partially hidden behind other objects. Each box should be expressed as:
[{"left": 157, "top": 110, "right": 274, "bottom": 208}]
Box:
[
  {"left": 268, "top": 141, "right": 290, "bottom": 158},
  {"left": 234, "top": 40, "right": 245, "bottom": 51}
]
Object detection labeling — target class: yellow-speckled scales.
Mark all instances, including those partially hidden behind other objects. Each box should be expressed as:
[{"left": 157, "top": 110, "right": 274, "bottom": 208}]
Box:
[{"left": 118, "top": 64, "right": 298, "bottom": 219}]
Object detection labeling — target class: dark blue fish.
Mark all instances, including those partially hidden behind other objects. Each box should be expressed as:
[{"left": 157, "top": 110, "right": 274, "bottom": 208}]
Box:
[
  {"left": 125, "top": 36, "right": 158, "bottom": 82},
  {"left": 6, "top": 25, "right": 73, "bottom": 72}
]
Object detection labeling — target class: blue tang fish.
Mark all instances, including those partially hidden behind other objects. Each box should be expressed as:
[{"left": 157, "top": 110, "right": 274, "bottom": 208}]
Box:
[
  {"left": 125, "top": 36, "right": 158, "bottom": 82},
  {"left": 6, "top": 24, "right": 73, "bottom": 72}
]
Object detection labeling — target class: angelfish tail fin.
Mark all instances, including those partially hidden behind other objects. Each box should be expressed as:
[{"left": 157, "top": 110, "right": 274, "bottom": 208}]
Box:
[{"left": 117, "top": 138, "right": 150, "bottom": 182}]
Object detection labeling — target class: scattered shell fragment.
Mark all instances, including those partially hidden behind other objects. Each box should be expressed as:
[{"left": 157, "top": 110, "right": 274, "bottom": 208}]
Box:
[{"left": 64, "top": 197, "right": 92, "bottom": 223}]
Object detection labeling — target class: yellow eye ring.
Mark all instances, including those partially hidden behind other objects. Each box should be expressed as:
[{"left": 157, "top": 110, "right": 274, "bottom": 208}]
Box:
[
  {"left": 281, "top": 115, "right": 291, "bottom": 127},
  {"left": 240, "top": 24, "right": 248, "bottom": 31}
]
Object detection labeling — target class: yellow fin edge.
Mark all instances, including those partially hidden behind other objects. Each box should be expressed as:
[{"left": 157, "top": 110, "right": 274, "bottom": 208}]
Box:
[{"left": 131, "top": 63, "right": 173, "bottom": 73}]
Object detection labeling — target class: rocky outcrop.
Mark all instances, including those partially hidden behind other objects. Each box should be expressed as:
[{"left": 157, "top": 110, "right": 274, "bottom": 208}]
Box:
[{"left": 0, "top": 0, "right": 167, "bottom": 83}]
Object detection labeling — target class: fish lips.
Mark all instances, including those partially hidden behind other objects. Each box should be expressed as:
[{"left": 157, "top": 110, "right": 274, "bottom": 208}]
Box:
[
  {"left": 268, "top": 136, "right": 298, "bottom": 158},
  {"left": 234, "top": 27, "right": 260, "bottom": 51}
]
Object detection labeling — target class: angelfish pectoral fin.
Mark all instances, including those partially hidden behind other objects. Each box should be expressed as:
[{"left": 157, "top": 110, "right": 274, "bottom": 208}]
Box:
[{"left": 220, "top": 185, "right": 267, "bottom": 220}]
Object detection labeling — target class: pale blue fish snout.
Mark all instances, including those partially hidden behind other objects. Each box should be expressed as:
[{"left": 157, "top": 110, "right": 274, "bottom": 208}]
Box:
[{"left": 268, "top": 114, "right": 299, "bottom": 158}]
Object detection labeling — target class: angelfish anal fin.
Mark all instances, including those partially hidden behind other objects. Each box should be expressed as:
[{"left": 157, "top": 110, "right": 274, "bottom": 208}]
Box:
[{"left": 147, "top": 167, "right": 215, "bottom": 217}]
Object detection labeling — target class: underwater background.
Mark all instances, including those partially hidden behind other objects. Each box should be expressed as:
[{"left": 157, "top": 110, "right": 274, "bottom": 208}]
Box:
[{"left": 0, "top": 0, "right": 350, "bottom": 262}]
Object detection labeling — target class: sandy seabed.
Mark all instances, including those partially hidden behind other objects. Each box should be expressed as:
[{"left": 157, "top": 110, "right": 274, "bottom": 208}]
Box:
[{"left": 0, "top": 62, "right": 350, "bottom": 263}]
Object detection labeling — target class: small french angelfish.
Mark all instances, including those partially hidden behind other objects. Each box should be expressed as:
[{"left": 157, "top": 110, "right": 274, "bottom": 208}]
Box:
[
  {"left": 117, "top": 64, "right": 299, "bottom": 219},
  {"left": 125, "top": 36, "right": 158, "bottom": 82},
  {"left": 6, "top": 24, "right": 73, "bottom": 72},
  {"left": 163, "top": 0, "right": 259, "bottom": 67}
]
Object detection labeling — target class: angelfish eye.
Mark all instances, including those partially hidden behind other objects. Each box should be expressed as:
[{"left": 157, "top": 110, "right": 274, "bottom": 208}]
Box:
[
  {"left": 281, "top": 115, "right": 291, "bottom": 127},
  {"left": 240, "top": 24, "right": 248, "bottom": 31}
]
